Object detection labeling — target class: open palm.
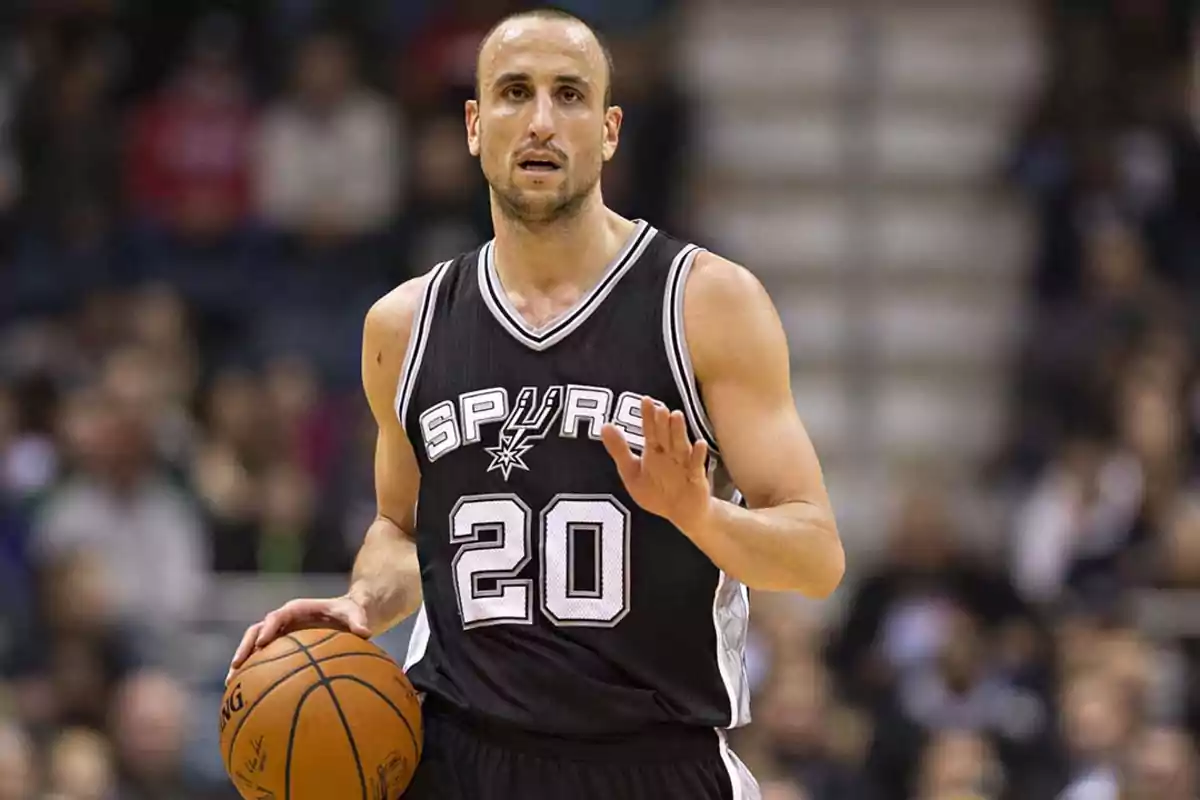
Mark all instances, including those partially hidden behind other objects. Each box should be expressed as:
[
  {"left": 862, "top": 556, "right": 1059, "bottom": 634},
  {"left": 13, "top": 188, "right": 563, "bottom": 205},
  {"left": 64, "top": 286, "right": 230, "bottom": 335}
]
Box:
[{"left": 600, "top": 396, "right": 711, "bottom": 534}]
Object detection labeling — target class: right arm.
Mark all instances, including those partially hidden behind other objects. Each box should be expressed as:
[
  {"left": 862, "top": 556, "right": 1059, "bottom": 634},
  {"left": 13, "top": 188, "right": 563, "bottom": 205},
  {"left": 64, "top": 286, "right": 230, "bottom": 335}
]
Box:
[
  {"left": 348, "top": 276, "right": 430, "bottom": 633},
  {"left": 228, "top": 273, "right": 432, "bottom": 677}
]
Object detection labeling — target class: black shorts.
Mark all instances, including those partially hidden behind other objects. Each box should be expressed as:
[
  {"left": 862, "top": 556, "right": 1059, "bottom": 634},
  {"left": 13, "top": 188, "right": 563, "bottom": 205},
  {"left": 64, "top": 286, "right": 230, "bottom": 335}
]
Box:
[{"left": 401, "top": 698, "right": 759, "bottom": 800}]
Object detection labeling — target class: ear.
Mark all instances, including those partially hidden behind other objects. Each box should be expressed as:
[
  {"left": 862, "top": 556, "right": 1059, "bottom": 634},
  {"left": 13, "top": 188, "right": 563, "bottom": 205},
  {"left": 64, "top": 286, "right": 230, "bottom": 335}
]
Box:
[
  {"left": 465, "top": 99, "right": 481, "bottom": 157},
  {"left": 602, "top": 104, "right": 622, "bottom": 162}
]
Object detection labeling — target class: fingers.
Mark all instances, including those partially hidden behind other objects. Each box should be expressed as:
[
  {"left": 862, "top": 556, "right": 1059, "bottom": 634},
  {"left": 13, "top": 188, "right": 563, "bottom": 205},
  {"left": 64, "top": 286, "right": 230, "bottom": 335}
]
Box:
[
  {"left": 601, "top": 423, "right": 640, "bottom": 484},
  {"left": 640, "top": 396, "right": 693, "bottom": 461},
  {"left": 340, "top": 598, "right": 373, "bottom": 638},
  {"left": 640, "top": 396, "right": 669, "bottom": 451},
  {"left": 688, "top": 438, "right": 709, "bottom": 475},
  {"left": 668, "top": 408, "right": 691, "bottom": 454},
  {"left": 226, "top": 597, "right": 368, "bottom": 685},
  {"left": 227, "top": 622, "right": 263, "bottom": 684},
  {"left": 255, "top": 605, "right": 290, "bottom": 650}
]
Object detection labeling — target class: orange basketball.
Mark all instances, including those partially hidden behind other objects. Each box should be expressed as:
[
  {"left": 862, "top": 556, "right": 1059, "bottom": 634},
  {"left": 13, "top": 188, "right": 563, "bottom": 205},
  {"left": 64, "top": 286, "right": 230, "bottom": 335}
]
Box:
[{"left": 218, "top": 628, "right": 423, "bottom": 800}]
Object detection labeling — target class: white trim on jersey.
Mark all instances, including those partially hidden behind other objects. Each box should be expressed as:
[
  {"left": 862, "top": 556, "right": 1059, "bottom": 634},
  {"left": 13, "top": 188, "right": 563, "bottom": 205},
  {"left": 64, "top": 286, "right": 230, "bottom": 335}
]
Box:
[
  {"left": 403, "top": 603, "right": 431, "bottom": 671},
  {"left": 712, "top": 570, "right": 752, "bottom": 728},
  {"left": 716, "top": 729, "right": 762, "bottom": 800},
  {"left": 394, "top": 261, "right": 452, "bottom": 429},
  {"left": 662, "top": 244, "right": 720, "bottom": 454},
  {"left": 477, "top": 220, "right": 657, "bottom": 352}
]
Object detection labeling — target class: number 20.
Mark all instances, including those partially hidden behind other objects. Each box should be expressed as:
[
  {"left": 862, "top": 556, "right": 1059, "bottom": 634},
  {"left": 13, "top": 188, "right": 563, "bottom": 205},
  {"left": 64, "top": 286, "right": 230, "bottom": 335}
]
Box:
[{"left": 450, "top": 493, "right": 630, "bottom": 629}]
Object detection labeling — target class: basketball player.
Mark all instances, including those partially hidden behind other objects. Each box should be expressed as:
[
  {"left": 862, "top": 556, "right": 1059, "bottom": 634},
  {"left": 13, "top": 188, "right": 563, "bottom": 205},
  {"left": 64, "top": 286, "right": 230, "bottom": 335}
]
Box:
[{"left": 228, "top": 9, "right": 844, "bottom": 799}]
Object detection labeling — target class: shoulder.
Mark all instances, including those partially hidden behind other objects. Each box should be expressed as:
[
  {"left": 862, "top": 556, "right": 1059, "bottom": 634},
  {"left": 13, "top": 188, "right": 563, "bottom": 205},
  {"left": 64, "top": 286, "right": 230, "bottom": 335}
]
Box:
[
  {"left": 682, "top": 250, "right": 785, "bottom": 376},
  {"left": 683, "top": 250, "right": 773, "bottom": 315},
  {"left": 361, "top": 267, "right": 445, "bottom": 414},
  {"left": 363, "top": 266, "right": 442, "bottom": 355}
]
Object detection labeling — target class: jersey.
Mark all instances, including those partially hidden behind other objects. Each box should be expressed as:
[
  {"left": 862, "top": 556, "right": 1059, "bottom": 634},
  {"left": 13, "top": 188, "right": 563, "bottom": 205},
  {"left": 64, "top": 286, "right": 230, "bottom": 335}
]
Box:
[{"left": 397, "top": 219, "right": 751, "bottom": 737}]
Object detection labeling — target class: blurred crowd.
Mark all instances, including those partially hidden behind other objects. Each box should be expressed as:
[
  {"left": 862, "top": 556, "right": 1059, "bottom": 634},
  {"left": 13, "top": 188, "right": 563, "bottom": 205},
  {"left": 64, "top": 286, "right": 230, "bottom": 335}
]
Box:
[
  {"left": 730, "top": 2, "right": 1200, "bottom": 800},
  {"left": 0, "top": 0, "right": 685, "bottom": 797},
  {"left": 2, "top": 0, "right": 1200, "bottom": 799}
]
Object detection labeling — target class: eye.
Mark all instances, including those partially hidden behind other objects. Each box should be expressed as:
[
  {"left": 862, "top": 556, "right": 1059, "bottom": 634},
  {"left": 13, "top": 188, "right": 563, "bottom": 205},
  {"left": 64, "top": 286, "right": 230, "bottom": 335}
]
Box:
[
  {"left": 559, "top": 87, "right": 582, "bottom": 103},
  {"left": 503, "top": 85, "right": 530, "bottom": 101}
]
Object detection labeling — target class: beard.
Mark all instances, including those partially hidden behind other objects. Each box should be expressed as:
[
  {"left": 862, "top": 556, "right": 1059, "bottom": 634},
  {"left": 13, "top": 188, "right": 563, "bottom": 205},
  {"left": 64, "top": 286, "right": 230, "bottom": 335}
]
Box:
[{"left": 485, "top": 161, "right": 601, "bottom": 226}]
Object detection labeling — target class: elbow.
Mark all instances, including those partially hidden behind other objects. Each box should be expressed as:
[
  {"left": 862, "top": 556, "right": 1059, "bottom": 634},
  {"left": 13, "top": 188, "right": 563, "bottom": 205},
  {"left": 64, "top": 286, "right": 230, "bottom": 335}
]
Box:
[
  {"left": 741, "top": 525, "right": 846, "bottom": 598},
  {"left": 802, "top": 538, "right": 845, "bottom": 599},
  {"left": 796, "top": 522, "right": 846, "bottom": 598}
]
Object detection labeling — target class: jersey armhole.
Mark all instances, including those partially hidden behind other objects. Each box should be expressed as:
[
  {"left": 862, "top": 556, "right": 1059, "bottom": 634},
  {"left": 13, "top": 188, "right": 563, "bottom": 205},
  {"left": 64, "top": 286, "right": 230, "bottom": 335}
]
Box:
[
  {"left": 662, "top": 244, "right": 721, "bottom": 456},
  {"left": 394, "top": 260, "right": 452, "bottom": 431}
]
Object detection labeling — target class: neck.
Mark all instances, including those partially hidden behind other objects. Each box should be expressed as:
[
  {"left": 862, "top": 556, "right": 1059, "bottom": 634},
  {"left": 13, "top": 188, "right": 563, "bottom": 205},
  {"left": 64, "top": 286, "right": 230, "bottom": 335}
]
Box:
[{"left": 489, "top": 192, "right": 637, "bottom": 292}]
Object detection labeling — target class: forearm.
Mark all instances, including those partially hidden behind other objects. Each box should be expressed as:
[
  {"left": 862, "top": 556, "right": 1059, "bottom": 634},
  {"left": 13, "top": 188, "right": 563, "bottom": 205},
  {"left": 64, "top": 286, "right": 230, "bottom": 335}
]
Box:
[
  {"left": 347, "top": 516, "right": 423, "bottom": 634},
  {"left": 685, "top": 499, "right": 844, "bottom": 596}
]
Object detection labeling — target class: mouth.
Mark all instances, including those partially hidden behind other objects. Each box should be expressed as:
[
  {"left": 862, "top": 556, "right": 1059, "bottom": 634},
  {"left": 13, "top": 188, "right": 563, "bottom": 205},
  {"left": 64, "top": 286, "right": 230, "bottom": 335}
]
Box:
[{"left": 517, "top": 158, "right": 562, "bottom": 173}]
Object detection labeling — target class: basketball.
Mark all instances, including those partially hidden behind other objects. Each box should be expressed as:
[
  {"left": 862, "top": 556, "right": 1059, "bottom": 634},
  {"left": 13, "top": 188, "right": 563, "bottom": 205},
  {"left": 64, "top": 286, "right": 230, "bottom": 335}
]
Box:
[{"left": 218, "top": 628, "right": 423, "bottom": 800}]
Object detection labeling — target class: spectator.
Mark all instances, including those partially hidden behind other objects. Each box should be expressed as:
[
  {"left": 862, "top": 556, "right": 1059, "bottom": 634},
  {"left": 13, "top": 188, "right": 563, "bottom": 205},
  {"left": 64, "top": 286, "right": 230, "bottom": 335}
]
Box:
[
  {"left": 397, "top": 0, "right": 511, "bottom": 110},
  {"left": 868, "top": 608, "right": 1053, "bottom": 799},
  {"left": 109, "top": 671, "right": 194, "bottom": 800},
  {"left": 1122, "top": 725, "right": 1196, "bottom": 800},
  {"left": 759, "top": 780, "right": 810, "bottom": 800},
  {"left": 755, "top": 653, "right": 878, "bottom": 799},
  {"left": 402, "top": 111, "right": 488, "bottom": 272},
  {"left": 827, "top": 485, "right": 1034, "bottom": 706},
  {"left": 9, "top": 549, "right": 147, "bottom": 732},
  {"left": 256, "top": 30, "right": 403, "bottom": 248},
  {"left": 113, "top": 284, "right": 201, "bottom": 468},
  {"left": 255, "top": 460, "right": 350, "bottom": 574},
  {"left": 262, "top": 354, "right": 338, "bottom": 488},
  {"left": 0, "top": 33, "right": 24, "bottom": 258},
  {"left": 914, "top": 730, "right": 1003, "bottom": 800},
  {"left": 16, "top": 41, "right": 118, "bottom": 250},
  {"left": 1057, "top": 670, "right": 1132, "bottom": 800},
  {"left": 32, "top": 386, "right": 208, "bottom": 634},
  {"left": 0, "top": 722, "right": 36, "bottom": 800},
  {"left": 124, "top": 14, "right": 256, "bottom": 245},
  {"left": 1010, "top": 436, "right": 1144, "bottom": 607},
  {"left": 45, "top": 727, "right": 116, "bottom": 800},
  {"left": 0, "top": 372, "right": 60, "bottom": 501}
]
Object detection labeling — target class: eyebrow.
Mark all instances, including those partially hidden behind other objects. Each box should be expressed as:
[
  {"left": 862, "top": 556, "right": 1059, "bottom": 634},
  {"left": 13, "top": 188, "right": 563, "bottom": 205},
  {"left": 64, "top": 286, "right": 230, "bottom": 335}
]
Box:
[{"left": 493, "top": 72, "right": 593, "bottom": 91}]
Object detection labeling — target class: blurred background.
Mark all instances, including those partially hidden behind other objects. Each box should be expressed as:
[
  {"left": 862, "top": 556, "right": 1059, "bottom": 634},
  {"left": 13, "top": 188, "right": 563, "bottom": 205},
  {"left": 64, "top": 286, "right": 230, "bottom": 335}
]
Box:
[{"left": 0, "top": 0, "right": 1197, "bottom": 798}]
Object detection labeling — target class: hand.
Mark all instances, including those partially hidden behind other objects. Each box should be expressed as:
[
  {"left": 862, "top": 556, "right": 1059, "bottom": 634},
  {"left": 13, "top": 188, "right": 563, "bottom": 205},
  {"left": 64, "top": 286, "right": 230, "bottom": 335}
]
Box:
[
  {"left": 600, "top": 396, "right": 711, "bottom": 536},
  {"left": 226, "top": 595, "right": 371, "bottom": 684}
]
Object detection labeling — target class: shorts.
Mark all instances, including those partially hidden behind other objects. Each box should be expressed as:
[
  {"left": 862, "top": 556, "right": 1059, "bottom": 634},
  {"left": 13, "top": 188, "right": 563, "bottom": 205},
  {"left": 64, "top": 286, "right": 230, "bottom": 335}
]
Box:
[{"left": 401, "top": 698, "right": 760, "bottom": 800}]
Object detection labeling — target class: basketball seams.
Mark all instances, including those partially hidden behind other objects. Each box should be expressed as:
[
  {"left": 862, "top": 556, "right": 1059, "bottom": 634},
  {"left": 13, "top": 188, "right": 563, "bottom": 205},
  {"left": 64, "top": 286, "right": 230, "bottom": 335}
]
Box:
[
  {"left": 235, "top": 631, "right": 339, "bottom": 679},
  {"left": 224, "top": 650, "right": 401, "bottom": 770},
  {"left": 283, "top": 680, "right": 327, "bottom": 800},
  {"left": 286, "top": 634, "right": 370, "bottom": 800},
  {"left": 325, "top": 674, "right": 423, "bottom": 763}
]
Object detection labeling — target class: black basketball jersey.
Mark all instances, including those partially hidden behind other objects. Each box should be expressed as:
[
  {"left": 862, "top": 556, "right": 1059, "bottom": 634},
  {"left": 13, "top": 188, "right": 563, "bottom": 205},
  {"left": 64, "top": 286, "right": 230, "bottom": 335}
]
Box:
[{"left": 397, "top": 220, "right": 751, "bottom": 737}]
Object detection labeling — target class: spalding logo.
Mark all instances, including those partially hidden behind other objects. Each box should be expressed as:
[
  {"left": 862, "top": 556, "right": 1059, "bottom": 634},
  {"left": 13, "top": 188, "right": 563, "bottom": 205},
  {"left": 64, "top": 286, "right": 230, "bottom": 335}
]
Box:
[{"left": 219, "top": 684, "right": 245, "bottom": 733}]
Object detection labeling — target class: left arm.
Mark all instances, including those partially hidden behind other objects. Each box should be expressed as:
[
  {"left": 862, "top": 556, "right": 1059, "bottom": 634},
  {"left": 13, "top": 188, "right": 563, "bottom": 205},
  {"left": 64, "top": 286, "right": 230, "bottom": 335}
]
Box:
[{"left": 601, "top": 252, "right": 844, "bottom": 597}]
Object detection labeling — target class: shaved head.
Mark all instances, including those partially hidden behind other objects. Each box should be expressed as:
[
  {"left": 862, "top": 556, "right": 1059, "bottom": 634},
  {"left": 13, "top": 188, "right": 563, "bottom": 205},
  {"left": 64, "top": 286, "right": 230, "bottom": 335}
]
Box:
[
  {"left": 466, "top": 7, "right": 623, "bottom": 226},
  {"left": 476, "top": 8, "right": 614, "bottom": 107}
]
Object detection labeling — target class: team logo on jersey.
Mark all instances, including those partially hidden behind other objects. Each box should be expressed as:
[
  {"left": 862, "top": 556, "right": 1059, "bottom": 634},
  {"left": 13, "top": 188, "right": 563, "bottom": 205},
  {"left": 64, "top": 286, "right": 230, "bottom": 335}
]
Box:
[
  {"left": 416, "top": 384, "right": 647, "bottom": 473},
  {"left": 484, "top": 386, "right": 564, "bottom": 480}
]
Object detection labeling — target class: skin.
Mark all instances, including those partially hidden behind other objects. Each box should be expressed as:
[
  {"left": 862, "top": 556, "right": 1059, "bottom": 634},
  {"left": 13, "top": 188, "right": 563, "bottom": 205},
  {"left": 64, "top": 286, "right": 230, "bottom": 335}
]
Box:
[{"left": 229, "top": 13, "right": 843, "bottom": 680}]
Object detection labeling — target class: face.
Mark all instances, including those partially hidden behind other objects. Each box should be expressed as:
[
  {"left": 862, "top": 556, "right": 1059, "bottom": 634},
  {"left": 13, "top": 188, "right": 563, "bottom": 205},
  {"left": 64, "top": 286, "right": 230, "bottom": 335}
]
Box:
[
  {"left": 0, "top": 724, "right": 36, "bottom": 800},
  {"left": 1128, "top": 728, "right": 1196, "bottom": 799},
  {"left": 919, "top": 732, "right": 992, "bottom": 797},
  {"left": 468, "top": 17, "right": 621, "bottom": 225},
  {"left": 1063, "top": 672, "right": 1129, "bottom": 758},
  {"left": 760, "top": 657, "right": 829, "bottom": 753},
  {"left": 297, "top": 36, "right": 352, "bottom": 105}
]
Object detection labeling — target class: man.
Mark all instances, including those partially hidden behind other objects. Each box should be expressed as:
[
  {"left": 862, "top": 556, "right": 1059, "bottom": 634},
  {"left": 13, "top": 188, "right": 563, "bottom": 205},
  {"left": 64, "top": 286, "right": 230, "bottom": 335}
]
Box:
[{"left": 228, "top": 9, "right": 844, "bottom": 799}]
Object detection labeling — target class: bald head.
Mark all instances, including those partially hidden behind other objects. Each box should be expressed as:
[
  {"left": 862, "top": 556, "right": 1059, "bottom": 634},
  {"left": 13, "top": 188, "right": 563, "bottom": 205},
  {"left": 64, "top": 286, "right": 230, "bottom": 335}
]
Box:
[
  {"left": 476, "top": 9, "right": 614, "bottom": 107},
  {"left": 466, "top": 7, "right": 623, "bottom": 226}
]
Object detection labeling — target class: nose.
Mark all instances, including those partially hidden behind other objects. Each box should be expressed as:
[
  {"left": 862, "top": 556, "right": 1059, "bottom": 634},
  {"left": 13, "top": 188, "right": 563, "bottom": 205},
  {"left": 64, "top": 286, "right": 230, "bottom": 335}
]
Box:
[{"left": 528, "top": 91, "right": 555, "bottom": 141}]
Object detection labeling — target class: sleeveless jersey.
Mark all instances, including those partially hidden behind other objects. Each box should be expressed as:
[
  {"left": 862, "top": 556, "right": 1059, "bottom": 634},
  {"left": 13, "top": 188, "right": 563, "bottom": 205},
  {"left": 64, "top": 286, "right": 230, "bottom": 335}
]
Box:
[{"left": 398, "top": 220, "right": 751, "bottom": 736}]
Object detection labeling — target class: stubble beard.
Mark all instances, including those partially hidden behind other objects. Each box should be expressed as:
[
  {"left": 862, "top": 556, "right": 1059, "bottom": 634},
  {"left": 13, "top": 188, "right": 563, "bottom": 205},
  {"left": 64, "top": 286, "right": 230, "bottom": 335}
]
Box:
[
  {"left": 485, "top": 153, "right": 602, "bottom": 228},
  {"left": 492, "top": 173, "right": 599, "bottom": 228}
]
